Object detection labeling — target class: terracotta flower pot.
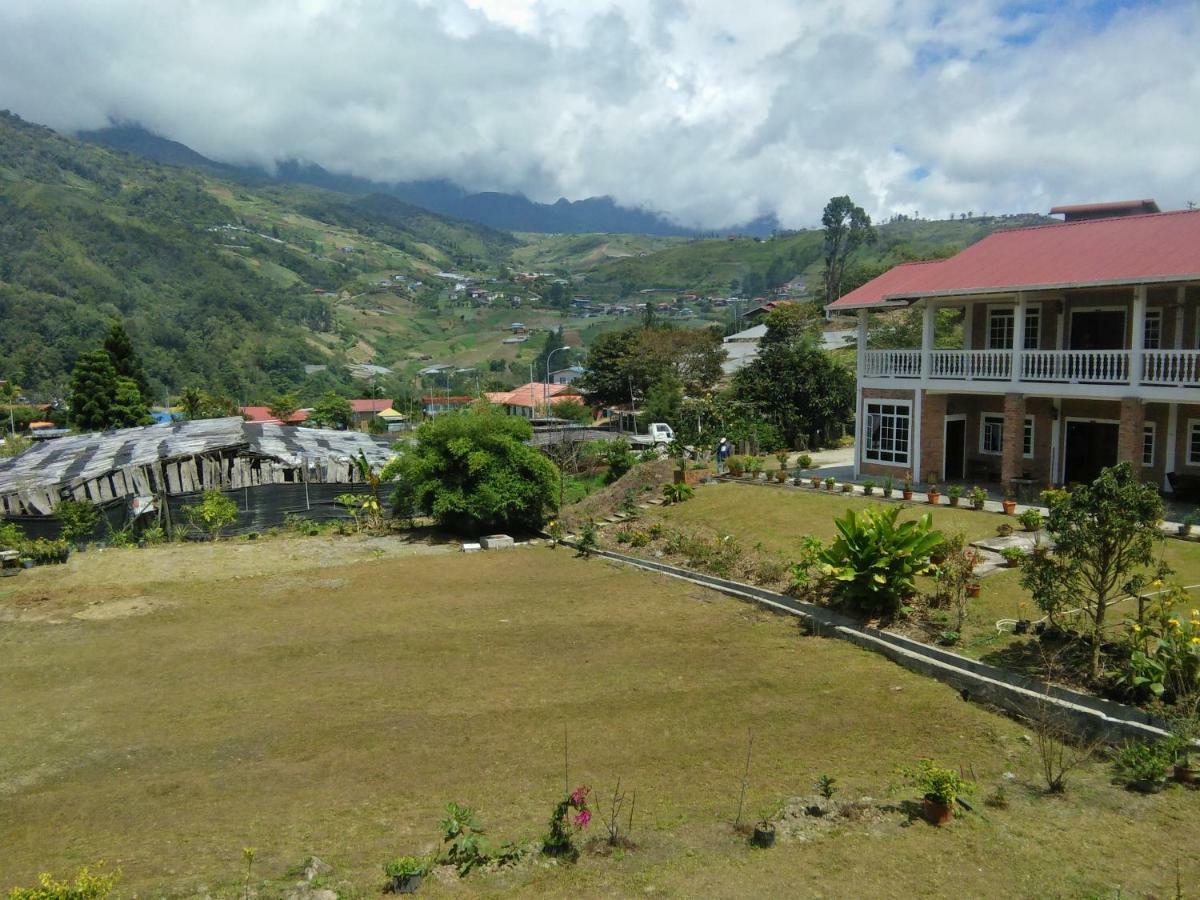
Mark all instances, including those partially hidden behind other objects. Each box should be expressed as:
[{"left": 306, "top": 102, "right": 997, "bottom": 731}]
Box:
[
  {"left": 1176, "top": 763, "right": 1197, "bottom": 785},
  {"left": 948, "top": 496, "right": 960, "bottom": 507},
  {"left": 923, "top": 795, "right": 954, "bottom": 826},
  {"left": 1002, "top": 499, "right": 1017, "bottom": 515},
  {"left": 926, "top": 491, "right": 941, "bottom": 505},
  {"left": 810, "top": 477, "right": 821, "bottom": 488},
  {"left": 902, "top": 490, "right": 913, "bottom": 500},
  {"left": 966, "top": 583, "right": 982, "bottom": 598}
]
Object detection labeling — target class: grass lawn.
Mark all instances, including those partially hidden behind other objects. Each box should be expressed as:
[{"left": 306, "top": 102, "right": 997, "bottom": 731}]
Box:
[
  {"left": 651, "top": 481, "right": 1200, "bottom": 661},
  {"left": 1, "top": 537, "right": 1197, "bottom": 898}
]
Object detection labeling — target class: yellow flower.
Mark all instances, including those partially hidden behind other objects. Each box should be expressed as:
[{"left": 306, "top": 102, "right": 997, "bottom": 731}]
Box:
[
  {"left": 1168, "top": 618, "right": 1181, "bottom": 629},
  {"left": 1131, "top": 624, "right": 1142, "bottom": 633},
  {"left": 1151, "top": 579, "right": 1163, "bottom": 588},
  {"left": 1192, "top": 637, "right": 1200, "bottom": 645}
]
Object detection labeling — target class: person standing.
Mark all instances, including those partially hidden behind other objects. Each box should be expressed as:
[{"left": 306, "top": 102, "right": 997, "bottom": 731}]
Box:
[{"left": 716, "top": 437, "right": 731, "bottom": 474}]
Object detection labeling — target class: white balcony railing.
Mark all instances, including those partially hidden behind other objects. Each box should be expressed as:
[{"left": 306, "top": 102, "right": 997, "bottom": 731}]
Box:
[
  {"left": 930, "top": 349, "right": 1011, "bottom": 380},
  {"left": 862, "top": 349, "right": 920, "bottom": 378},
  {"left": 863, "top": 347, "right": 1200, "bottom": 389},
  {"left": 1021, "top": 349, "right": 1129, "bottom": 384},
  {"left": 1142, "top": 349, "right": 1200, "bottom": 385}
]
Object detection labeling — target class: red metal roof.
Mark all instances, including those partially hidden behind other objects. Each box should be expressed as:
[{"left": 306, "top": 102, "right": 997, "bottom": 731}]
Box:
[
  {"left": 240, "top": 406, "right": 309, "bottom": 425},
  {"left": 348, "top": 398, "right": 392, "bottom": 414},
  {"left": 828, "top": 209, "right": 1200, "bottom": 310},
  {"left": 485, "top": 382, "right": 581, "bottom": 409}
]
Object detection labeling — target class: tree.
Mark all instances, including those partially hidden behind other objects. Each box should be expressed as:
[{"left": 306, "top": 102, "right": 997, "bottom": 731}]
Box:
[
  {"left": 267, "top": 392, "right": 300, "bottom": 423},
  {"left": 309, "top": 391, "right": 353, "bottom": 429},
  {"left": 69, "top": 349, "right": 120, "bottom": 431},
  {"left": 1021, "top": 463, "right": 1169, "bottom": 682},
  {"left": 180, "top": 388, "right": 239, "bottom": 420},
  {"left": 103, "top": 321, "right": 151, "bottom": 403},
  {"left": 111, "top": 377, "right": 151, "bottom": 428},
  {"left": 758, "top": 303, "right": 821, "bottom": 347},
  {"left": 821, "top": 195, "right": 875, "bottom": 301},
  {"left": 639, "top": 375, "right": 683, "bottom": 428},
  {"left": 577, "top": 325, "right": 725, "bottom": 408},
  {"left": 383, "top": 407, "right": 559, "bottom": 535},
  {"left": 733, "top": 335, "right": 854, "bottom": 449},
  {"left": 184, "top": 490, "right": 240, "bottom": 540}
]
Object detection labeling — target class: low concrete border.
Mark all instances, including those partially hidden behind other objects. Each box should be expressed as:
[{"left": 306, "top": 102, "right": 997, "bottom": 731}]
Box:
[{"left": 584, "top": 545, "right": 1169, "bottom": 744}]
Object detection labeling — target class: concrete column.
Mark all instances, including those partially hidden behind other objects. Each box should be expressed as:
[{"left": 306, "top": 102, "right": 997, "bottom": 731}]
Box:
[
  {"left": 1174, "top": 286, "right": 1185, "bottom": 351},
  {"left": 921, "top": 301, "right": 935, "bottom": 379},
  {"left": 1130, "top": 285, "right": 1146, "bottom": 387},
  {"left": 855, "top": 310, "right": 867, "bottom": 480},
  {"left": 920, "top": 393, "right": 947, "bottom": 484},
  {"left": 1116, "top": 397, "right": 1146, "bottom": 470},
  {"left": 1012, "top": 292, "right": 1027, "bottom": 383},
  {"left": 1165, "top": 403, "right": 1178, "bottom": 491},
  {"left": 911, "top": 389, "right": 923, "bottom": 488},
  {"left": 1001, "top": 393, "right": 1026, "bottom": 487}
]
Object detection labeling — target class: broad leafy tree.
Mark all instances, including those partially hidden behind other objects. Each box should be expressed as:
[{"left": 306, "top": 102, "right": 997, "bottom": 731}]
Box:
[
  {"left": 1021, "top": 463, "right": 1169, "bottom": 681},
  {"left": 384, "top": 407, "right": 559, "bottom": 534},
  {"left": 821, "top": 195, "right": 875, "bottom": 301},
  {"left": 578, "top": 325, "right": 725, "bottom": 408},
  {"left": 309, "top": 391, "right": 353, "bottom": 429},
  {"left": 180, "top": 388, "right": 240, "bottom": 420}
]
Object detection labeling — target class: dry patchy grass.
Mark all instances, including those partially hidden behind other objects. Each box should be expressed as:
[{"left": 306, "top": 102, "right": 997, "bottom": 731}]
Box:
[{"left": 0, "top": 537, "right": 1196, "bottom": 898}]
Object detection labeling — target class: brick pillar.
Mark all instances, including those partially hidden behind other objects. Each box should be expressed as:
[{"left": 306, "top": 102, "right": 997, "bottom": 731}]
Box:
[
  {"left": 919, "top": 392, "right": 947, "bottom": 485},
  {"left": 1001, "top": 393, "right": 1025, "bottom": 487},
  {"left": 1117, "top": 397, "right": 1145, "bottom": 471}
]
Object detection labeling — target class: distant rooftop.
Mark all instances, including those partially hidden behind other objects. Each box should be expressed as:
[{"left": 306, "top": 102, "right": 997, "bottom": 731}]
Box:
[{"left": 1048, "top": 199, "right": 1160, "bottom": 222}]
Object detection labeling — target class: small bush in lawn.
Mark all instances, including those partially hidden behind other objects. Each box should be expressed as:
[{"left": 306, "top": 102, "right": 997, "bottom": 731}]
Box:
[
  {"left": 662, "top": 482, "right": 695, "bottom": 504},
  {"left": 184, "top": 490, "right": 239, "bottom": 540},
  {"left": 818, "top": 506, "right": 944, "bottom": 618},
  {"left": 615, "top": 528, "right": 634, "bottom": 544},
  {"left": 8, "top": 864, "right": 119, "bottom": 900},
  {"left": 55, "top": 499, "right": 99, "bottom": 546},
  {"left": 815, "top": 774, "right": 837, "bottom": 799},
  {"left": 628, "top": 530, "right": 650, "bottom": 549},
  {"left": 576, "top": 520, "right": 598, "bottom": 557}
]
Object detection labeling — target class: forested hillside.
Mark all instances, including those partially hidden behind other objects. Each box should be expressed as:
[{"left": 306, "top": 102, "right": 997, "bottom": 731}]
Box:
[{"left": 0, "top": 112, "right": 514, "bottom": 399}]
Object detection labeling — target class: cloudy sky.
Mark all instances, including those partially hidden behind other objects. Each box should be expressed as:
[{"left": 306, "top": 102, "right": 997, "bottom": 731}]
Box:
[{"left": 1, "top": 0, "right": 1197, "bottom": 228}]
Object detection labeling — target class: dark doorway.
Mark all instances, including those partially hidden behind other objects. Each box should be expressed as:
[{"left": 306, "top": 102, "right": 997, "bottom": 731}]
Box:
[
  {"left": 1069, "top": 310, "right": 1126, "bottom": 350},
  {"left": 944, "top": 418, "right": 966, "bottom": 480},
  {"left": 1063, "top": 420, "right": 1119, "bottom": 485}
]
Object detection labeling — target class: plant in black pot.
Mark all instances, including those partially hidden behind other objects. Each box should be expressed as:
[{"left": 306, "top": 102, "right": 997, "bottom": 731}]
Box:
[
  {"left": 383, "top": 855, "right": 428, "bottom": 894},
  {"left": 750, "top": 819, "right": 775, "bottom": 848},
  {"left": 1114, "top": 740, "right": 1172, "bottom": 794},
  {"left": 969, "top": 485, "right": 988, "bottom": 510},
  {"left": 899, "top": 758, "right": 973, "bottom": 826}
]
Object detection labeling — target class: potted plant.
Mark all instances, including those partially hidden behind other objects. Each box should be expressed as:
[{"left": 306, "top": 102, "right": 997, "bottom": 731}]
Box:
[
  {"left": 748, "top": 457, "right": 765, "bottom": 480},
  {"left": 969, "top": 485, "right": 988, "bottom": 510},
  {"left": 925, "top": 474, "right": 941, "bottom": 505},
  {"left": 824, "top": 475, "right": 837, "bottom": 490},
  {"left": 1001, "top": 486, "right": 1017, "bottom": 516},
  {"left": 383, "top": 856, "right": 427, "bottom": 894},
  {"left": 947, "top": 485, "right": 963, "bottom": 507},
  {"left": 773, "top": 467, "right": 787, "bottom": 483},
  {"left": 1014, "top": 601, "right": 1031, "bottom": 633},
  {"left": 863, "top": 480, "right": 876, "bottom": 496},
  {"left": 901, "top": 475, "right": 913, "bottom": 501},
  {"left": 750, "top": 820, "right": 775, "bottom": 848},
  {"left": 1018, "top": 508, "right": 1042, "bottom": 533},
  {"left": 881, "top": 476, "right": 894, "bottom": 499},
  {"left": 996, "top": 522, "right": 1014, "bottom": 537},
  {"left": 1000, "top": 546, "right": 1024, "bottom": 569},
  {"left": 810, "top": 473, "right": 822, "bottom": 488},
  {"left": 900, "top": 759, "right": 973, "bottom": 826},
  {"left": 728, "top": 455, "right": 745, "bottom": 478},
  {"left": 796, "top": 452, "right": 813, "bottom": 471},
  {"left": 775, "top": 449, "right": 790, "bottom": 474},
  {"left": 1167, "top": 711, "right": 1198, "bottom": 784},
  {"left": 841, "top": 481, "right": 854, "bottom": 493},
  {"left": 1114, "top": 741, "right": 1172, "bottom": 793},
  {"left": 1177, "top": 512, "right": 1198, "bottom": 538},
  {"left": 965, "top": 581, "right": 982, "bottom": 598}
]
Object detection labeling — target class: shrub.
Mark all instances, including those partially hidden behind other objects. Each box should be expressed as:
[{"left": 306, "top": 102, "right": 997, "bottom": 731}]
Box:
[
  {"left": 899, "top": 758, "right": 973, "bottom": 805},
  {"left": 576, "top": 520, "right": 598, "bottom": 557},
  {"left": 596, "top": 438, "right": 636, "bottom": 483},
  {"left": 818, "top": 507, "right": 943, "bottom": 617},
  {"left": 183, "top": 490, "right": 239, "bottom": 540},
  {"left": 55, "top": 500, "right": 99, "bottom": 545},
  {"left": 385, "top": 409, "right": 559, "bottom": 535},
  {"left": 662, "top": 482, "right": 694, "bottom": 504},
  {"left": 1113, "top": 589, "right": 1200, "bottom": 702},
  {"left": 628, "top": 530, "right": 650, "bottom": 548},
  {"left": 1113, "top": 740, "right": 1172, "bottom": 784},
  {"left": 0, "top": 520, "right": 26, "bottom": 551},
  {"left": 1018, "top": 508, "right": 1043, "bottom": 532},
  {"left": 789, "top": 535, "right": 825, "bottom": 592},
  {"left": 439, "top": 802, "right": 489, "bottom": 876},
  {"left": 8, "top": 865, "right": 119, "bottom": 900},
  {"left": 796, "top": 453, "right": 813, "bottom": 470}
]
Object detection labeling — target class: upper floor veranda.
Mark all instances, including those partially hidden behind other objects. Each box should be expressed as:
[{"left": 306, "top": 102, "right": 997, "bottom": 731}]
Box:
[{"left": 855, "top": 282, "right": 1200, "bottom": 401}]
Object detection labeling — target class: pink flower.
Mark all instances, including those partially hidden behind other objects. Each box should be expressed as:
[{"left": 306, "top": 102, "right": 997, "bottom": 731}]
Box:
[
  {"left": 570, "top": 785, "right": 590, "bottom": 806},
  {"left": 572, "top": 809, "right": 591, "bottom": 828}
]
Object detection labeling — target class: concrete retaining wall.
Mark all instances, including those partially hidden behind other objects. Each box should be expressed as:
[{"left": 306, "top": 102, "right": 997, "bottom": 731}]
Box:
[{"left": 585, "top": 546, "right": 1169, "bottom": 745}]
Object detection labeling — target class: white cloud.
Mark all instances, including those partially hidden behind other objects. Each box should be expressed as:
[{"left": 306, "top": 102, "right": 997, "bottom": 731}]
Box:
[{"left": 0, "top": 0, "right": 1196, "bottom": 228}]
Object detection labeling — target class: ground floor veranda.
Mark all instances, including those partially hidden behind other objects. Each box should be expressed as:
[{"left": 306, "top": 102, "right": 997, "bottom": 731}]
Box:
[{"left": 855, "top": 388, "right": 1200, "bottom": 506}]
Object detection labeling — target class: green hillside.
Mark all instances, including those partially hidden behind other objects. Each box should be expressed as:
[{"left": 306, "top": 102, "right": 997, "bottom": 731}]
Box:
[
  {"left": 0, "top": 112, "right": 516, "bottom": 400},
  {"left": 510, "top": 232, "right": 689, "bottom": 273}
]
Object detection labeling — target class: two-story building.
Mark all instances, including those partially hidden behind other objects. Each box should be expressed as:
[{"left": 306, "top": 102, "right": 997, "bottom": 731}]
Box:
[{"left": 828, "top": 201, "right": 1200, "bottom": 497}]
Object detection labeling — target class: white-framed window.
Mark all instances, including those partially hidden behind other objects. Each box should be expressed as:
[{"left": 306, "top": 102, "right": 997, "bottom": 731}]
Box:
[
  {"left": 981, "top": 415, "right": 1004, "bottom": 455},
  {"left": 987, "top": 309, "right": 1014, "bottom": 350},
  {"left": 1144, "top": 309, "right": 1162, "bottom": 350},
  {"left": 1189, "top": 420, "right": 1200, "bottom": 466},
  {"left": 1142, "top": 422, "right": 1156, "bottom": 467},
  {"left": 980, "top": 414, "right": 1034, "bottom": 457},
  {"left": 987, "top": 307, "right": 1038, "bottom": 349},
  {"left": 1024, "top": 310, "right": 1040, "bottom": 350},
  {"left": 864, "top": 401, "right": 911, "bottom": 466}
]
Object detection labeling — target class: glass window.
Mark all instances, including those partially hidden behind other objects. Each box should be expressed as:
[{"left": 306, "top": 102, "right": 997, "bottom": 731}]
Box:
[
  {"left": 981, "top": 415, "right": 1004, "bottom": 455},
  {"left": 987, "top": 310, "right": 1014, "bottom": 350},
  {"left": 1023, "top": 418, "right": 1034, "bottom": 457},
  {"left": 1142, "top": 423, "right": 1155, "bottom": 467},
  {"left": 1024, "top": 311, "right": 1040, "bottom": 350},
  {"left": 1144, "top": 309, "right": 1162, "bottom": 350},
  {"left": 864, "top": 402, "right": 910, "bottom": 465},
  {"left": 1189, "top": 422, "right": 1200, "bottom": 466}
]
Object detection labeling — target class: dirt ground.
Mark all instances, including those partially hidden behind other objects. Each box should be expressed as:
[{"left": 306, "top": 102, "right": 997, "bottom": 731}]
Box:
[{"left": 1, "top": 535, "right": 1197, "bottom": 898}]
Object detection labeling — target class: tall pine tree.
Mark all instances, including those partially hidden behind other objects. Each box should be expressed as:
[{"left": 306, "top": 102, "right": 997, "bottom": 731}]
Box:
[{"left": 103, "top": 321, "right": 151, "bottom": 404}]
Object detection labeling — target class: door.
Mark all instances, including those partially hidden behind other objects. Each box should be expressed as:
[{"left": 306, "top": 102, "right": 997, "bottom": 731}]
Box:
[
  {"left": 1069, "top": 310, "right": 1126, "bottom": 350},
  {"left": 1063, "top": 421, "right": 1119, "bottom": 485},
  {"left": 944, "top": 418, "right": 966, "bottom": 481}
]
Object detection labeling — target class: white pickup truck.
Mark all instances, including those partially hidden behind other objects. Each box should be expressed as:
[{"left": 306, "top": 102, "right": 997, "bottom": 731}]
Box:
[{"left": 625, "top": 422, "right": 675, "bottom": 448}]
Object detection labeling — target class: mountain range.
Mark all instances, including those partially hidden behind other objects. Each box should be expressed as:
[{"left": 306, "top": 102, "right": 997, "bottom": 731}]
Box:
[{"left": 77, "top": 124, "right": 778, "bottom": 238}]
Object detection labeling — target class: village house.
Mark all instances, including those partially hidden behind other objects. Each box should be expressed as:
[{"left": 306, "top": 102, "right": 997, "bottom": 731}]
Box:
[
  {"left": 828, "top": 201, "right": 1200, "bottom": 499},
  {"left": 484, "top": 382, "right": 584, "bottom": 419}
]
